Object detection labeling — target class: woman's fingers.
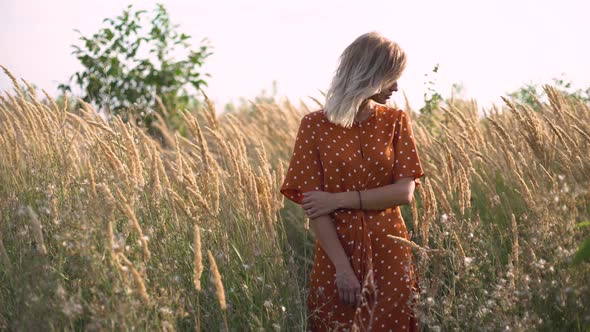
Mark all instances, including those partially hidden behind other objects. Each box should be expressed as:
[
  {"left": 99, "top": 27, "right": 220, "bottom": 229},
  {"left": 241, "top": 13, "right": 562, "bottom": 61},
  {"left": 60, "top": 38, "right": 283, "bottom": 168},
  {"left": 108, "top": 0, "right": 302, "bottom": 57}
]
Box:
[
  {"left": 345, "top": 291, "right": 351, "bottom": 306},
  {"left": 341, "top": 288, "right": 350, "bottom": 306},
  {"left": 309, "top": 208, "right": 329, "bottom": 219},
  {"left": 338, "top": 284, "right": 350, "bottom": 305},
  {"left": 338, "top": 286, "right": 355, "bottom": 306},
  {"left": 347, "top": 289, "right": 355, "bottom": 306}
]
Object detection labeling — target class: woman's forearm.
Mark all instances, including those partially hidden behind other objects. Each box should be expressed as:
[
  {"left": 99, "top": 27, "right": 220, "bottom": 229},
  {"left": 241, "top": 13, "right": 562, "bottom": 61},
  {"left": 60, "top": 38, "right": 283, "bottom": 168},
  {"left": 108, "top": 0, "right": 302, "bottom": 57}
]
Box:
[
  {"left": 309, "top": 214, "right": 351, "bottom": 270},
  {"left": 335, "top": 180, "right": 414, "bottom": 210}
]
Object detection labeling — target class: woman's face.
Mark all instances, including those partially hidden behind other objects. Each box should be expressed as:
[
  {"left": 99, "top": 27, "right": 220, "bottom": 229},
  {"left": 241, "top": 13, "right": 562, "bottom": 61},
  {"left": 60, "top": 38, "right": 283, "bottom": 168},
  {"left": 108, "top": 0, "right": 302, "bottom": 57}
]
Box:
[{"left": 369, "top": 81, "right": 398, "bottom": 104}]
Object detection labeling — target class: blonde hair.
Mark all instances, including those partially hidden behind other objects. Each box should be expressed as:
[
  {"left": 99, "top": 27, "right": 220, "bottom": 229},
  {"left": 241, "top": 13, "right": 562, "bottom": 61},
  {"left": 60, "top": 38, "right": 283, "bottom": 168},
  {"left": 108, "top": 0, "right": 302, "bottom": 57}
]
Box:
[{"left": 323, "top": 31, "right": 407, "bottom": 128}]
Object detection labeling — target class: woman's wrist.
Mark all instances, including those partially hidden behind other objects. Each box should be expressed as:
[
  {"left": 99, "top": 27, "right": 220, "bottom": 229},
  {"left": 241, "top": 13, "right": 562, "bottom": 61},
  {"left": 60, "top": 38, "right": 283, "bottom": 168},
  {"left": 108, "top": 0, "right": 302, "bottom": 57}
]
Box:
[
  {"left": 334, "top": 260, "right": 353, "bottom": 272},
  {"left": 335, "top": 191, "right": 359, "bottom": 209}
]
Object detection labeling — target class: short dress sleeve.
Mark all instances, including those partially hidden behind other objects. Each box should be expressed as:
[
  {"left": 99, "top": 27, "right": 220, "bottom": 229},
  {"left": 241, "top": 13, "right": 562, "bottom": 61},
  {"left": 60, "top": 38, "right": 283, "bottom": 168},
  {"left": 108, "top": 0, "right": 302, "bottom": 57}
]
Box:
[
  {"left": 280, "top": 114, "right": 324, "bottom": 205},
  {"left": 392, "top": 110, "right": 426, "bottom": 188}
]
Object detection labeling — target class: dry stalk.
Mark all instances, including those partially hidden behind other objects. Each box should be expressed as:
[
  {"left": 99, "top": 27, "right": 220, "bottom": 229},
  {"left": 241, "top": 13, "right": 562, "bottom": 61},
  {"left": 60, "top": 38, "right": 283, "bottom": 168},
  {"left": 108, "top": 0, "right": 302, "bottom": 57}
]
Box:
[
  {"left": 386, "top": 234, "right": 441, "bottom": 254},
  {"left": 193, "top": 225, "right": 203, "bottom": 292},
  {"left": 118, "top": 253, "right": 150, "bottom": 304},
  {"left": 207, "top": 250, "right": 229, "bottom": 331},
  {"left": 26, "top": 206, "right": 47, "bottom": 255}
]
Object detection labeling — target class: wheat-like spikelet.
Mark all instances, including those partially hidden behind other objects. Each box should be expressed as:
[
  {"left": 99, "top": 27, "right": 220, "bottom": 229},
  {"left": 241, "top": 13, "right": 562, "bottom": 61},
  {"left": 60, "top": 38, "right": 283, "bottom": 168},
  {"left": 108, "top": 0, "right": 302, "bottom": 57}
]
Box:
[
  {"left": 457, "top": 164, "right": 471, "bottom": 214},
  {"left": 150, "top": 145, "right": 163, "bottom": 201},
  {"left": 199, "top": 89, "right": 219, "bottom": 131},
  {"left": 207, "top": 250, "right": 227, "bottom": 311},
  {"left": 49, "top": 186, "right": 59, "bottom": 225},
  {"left": 188, "top": 113, "right": 212, "bottom": 172},
  {"left": 410, "top": 191, "right": 420, "bottom": 237},
  {"left": 440, "top": 143, "right": 454, "bottom": 192},
  {"left": 118, "top": 253, "right": 150, "bottom": 304},
  {"left": 154, "top": 95, "right": 169, "bottom": 117},
  {"left": 193, "top": 225, "right": 203, "bottom": 292},
  {"left": 211, "top": 170, "right": 220, "bottom": 215},
  {"left": 41, "top": 88, "right": 59, "bottom": 114},
  {"left": 86, "top": 158, "right": 97, "bottom": 198},
  {"left": 155, "top": 149, "right": 171, "bottom": 189},
  {"left": 151, "top": 112, "right": 175, "bottom": 146},
  {"left": 86, "top": 120, "right": 117, "bottom": 137},
  {"left": 443, "top": 128, "right": 474, "bottom": 173},
  {"left": 250, "top": 173, "right": 262, "bottom": 215},
  {"left": 386, "top": 234, "right": 433, "bottom": 252},
  {"left": 542, "top": 114, "right": 572, "bottom": 153},
  {"left": 113, "top": 189, "right": 151, "bottom": 261},
  {"left": 420, "top": 178, "right": 437, "bottom": 243},
  {"left": 118, "top": 119, "right": 142, "bottom": 191},
  {"left": 0, "top": 65, "right": 25, "bottom": 100},
  {"left": 185, "top": 184, "right": 211, "bottom": 215},
  {"left": 96, "top": 138, "right": 127, "bottom": 177},
  {"left": 276, "top": 160, "right": 285, "bottom": 207},
  {"left": 416, "top": 183, "right": 429, "bottom": 245},
  {"left": 450, "top": 230, "right": 466, "bottom": 265},
  {"left": 167, "top": 188, "right": 193, "bottom": 218},
  {"left": 106, "top": 217, "right": 123, "bottom": 270},
  {"left": 440, "top": 106, "right": 469, "bottom": 138},
  {"left": 429, "top": 178, "right": 452, "bottom": 215},
  {"left": 174, "top": 133, "right": 184, "bottom": 183},
  {"left": 487, "top": 117, "right": 516, "bottom": 153}
]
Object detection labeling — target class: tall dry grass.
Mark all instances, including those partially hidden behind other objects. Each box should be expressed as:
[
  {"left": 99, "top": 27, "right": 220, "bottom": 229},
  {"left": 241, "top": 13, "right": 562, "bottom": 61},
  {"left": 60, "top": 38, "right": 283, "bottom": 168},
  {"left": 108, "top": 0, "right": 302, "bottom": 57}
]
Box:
[{"left": 0, "top": 65, "right": 589, "bottom": 331}]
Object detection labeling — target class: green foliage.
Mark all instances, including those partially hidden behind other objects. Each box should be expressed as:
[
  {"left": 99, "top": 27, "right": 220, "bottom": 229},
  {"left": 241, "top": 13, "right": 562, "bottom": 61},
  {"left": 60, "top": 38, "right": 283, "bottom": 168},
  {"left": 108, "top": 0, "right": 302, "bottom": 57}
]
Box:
[
  {"left": 417, "top": 64, "right": 445, "bottom": 134},
  {"left": 59, "top": 3, "right": 212, "bottom": 132},
  {"left": 419, "top": 63, "right": 443, "bottom": 115},
  {"left": 573, "top": 221, "right": 590, "bottom": 265},
  {"left": 506, "top": 74, "right": 590, "bottom": 110}
]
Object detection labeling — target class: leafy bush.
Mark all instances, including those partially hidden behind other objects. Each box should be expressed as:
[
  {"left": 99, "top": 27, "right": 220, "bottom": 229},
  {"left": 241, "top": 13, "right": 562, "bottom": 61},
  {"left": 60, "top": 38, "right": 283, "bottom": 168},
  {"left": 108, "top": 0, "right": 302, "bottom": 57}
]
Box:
[{"left": 59, "top": 3, "right": 212, "bottom": 133}]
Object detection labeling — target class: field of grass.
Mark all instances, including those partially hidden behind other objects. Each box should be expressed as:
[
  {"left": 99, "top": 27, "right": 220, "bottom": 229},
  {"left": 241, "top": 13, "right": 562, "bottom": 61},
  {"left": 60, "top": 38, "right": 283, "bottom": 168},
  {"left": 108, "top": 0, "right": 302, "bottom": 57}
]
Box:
[{"left": 0, "top": 66, "right": 589, "bottom": 331}]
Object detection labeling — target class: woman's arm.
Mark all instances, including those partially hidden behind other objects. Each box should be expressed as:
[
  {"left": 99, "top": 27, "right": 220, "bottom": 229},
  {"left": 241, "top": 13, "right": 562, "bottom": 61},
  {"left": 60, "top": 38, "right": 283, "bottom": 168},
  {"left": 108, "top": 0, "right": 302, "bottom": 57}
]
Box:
[
  {"left": 335, "top": 177, "right": 417, "bottom": 210},
  {"left": 308, "top": 213, "right": 361, "bottom": 307},
  {"left": 309, "top": 214, "right": 350, "bottom": 269}
]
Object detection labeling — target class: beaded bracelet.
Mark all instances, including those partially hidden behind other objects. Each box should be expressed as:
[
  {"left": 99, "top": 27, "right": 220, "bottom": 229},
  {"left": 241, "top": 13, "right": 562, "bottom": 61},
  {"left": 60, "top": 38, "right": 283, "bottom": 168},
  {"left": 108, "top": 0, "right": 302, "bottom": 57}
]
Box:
[{"left": 357, "top": 190, "right": 363, "bottom": 210}]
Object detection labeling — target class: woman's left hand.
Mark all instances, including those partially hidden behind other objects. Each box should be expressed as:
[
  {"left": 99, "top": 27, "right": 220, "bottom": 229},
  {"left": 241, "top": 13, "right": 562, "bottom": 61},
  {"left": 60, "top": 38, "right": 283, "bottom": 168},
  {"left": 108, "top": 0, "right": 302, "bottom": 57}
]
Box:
[{"left": 301, "top": 191, "right": 339, "bottom": 219}]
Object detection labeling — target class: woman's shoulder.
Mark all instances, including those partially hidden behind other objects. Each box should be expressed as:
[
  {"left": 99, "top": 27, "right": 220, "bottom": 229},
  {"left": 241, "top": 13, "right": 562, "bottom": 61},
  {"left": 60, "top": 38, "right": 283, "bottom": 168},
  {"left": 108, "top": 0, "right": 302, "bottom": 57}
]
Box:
[
  {"left": 300, "top": 110, "right": 327, "bottom": 126},
  {"left": 377, "top": 104, "right": 405, "bottom": 120}
]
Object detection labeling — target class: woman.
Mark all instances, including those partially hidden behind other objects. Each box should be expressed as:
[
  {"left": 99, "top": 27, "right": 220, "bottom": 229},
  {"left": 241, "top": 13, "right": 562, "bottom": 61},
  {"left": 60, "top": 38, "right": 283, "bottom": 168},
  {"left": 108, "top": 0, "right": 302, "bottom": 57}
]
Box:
[{"left": 280, "top": 31, "right": 425, "bottom": 331}]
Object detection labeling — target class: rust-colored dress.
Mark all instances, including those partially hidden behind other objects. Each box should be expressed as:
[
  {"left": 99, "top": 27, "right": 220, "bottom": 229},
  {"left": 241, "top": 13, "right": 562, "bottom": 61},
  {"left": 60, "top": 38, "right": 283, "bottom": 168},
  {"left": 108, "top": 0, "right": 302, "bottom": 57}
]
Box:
[{"left": 280, "top": 104, "right": 426, "bottom": 331}]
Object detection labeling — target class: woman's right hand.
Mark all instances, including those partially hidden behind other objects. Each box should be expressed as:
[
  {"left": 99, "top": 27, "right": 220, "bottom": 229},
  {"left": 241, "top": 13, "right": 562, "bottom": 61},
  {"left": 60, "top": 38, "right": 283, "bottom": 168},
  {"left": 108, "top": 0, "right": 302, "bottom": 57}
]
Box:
[{"left": 335, "top": 264, "right": 361, "bottom": 307}]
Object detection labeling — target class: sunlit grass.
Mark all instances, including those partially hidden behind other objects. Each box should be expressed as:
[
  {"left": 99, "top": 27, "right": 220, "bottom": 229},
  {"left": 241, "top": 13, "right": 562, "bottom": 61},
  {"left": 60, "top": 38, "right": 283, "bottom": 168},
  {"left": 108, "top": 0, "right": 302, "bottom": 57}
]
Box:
[{"left": 0, "top": 65, "right": 589, "bottom": 331}]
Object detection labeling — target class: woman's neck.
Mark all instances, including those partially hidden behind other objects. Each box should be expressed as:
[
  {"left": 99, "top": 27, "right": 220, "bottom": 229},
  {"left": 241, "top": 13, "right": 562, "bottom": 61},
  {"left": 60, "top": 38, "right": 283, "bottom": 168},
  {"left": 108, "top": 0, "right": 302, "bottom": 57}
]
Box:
[{"left": 354, "top": 100, "right": 375, "bottom": 122}]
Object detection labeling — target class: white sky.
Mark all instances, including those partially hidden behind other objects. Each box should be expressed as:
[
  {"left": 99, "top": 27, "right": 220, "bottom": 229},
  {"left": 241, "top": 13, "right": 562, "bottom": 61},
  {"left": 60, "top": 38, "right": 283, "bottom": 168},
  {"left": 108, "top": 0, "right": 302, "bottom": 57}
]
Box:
[{"left": 1, "top": 0, "right": 589, "bottom": 113}]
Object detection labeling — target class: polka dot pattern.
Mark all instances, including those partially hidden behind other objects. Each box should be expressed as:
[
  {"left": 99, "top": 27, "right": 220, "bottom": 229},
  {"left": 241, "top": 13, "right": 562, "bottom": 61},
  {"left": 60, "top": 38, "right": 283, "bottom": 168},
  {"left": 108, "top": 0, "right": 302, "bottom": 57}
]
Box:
[{"left": 280, "top": 104, "right": 425, "bottom": 331}]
